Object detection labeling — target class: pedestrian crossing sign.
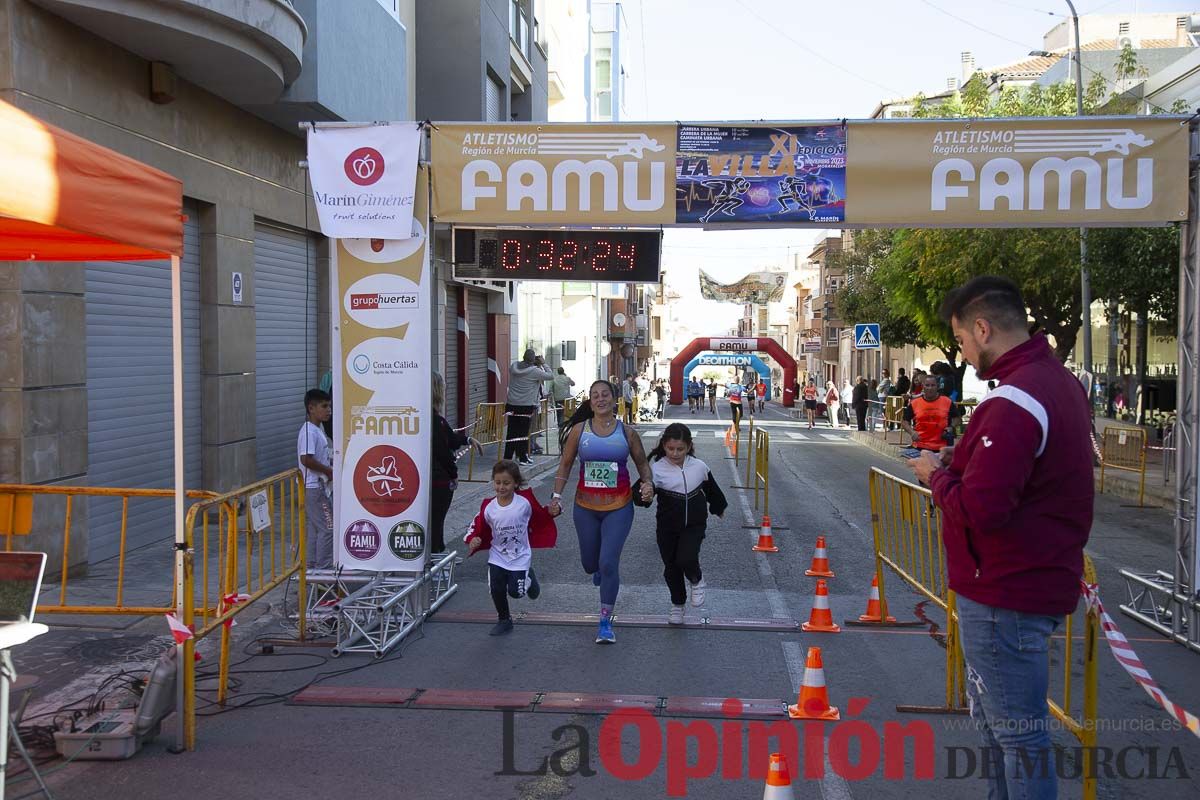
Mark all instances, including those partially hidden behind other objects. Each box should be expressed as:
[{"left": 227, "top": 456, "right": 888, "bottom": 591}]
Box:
[{"left": 854, "top": 323, "right": 881, "bottom": 350}]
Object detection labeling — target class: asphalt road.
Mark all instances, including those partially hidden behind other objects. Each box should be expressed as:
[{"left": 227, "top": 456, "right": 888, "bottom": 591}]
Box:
[{"left": 25, "top": 402, "right": 1200, "bottom": 800}]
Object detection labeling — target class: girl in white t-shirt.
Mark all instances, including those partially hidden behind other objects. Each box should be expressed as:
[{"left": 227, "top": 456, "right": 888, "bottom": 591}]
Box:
[{"left": 465, "top": 460, "right": 559, "bottom": 636}]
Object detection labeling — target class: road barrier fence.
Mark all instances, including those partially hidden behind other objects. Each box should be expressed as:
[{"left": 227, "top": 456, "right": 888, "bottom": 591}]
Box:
[{"left": 1098, "top": 425, "right": 1148, "bottom": 506}]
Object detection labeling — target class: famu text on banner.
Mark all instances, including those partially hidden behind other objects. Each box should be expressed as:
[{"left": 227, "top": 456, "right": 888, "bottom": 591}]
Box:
[
  {"left": 845, "top": 117, "right": 1189, "bottom": 227},
  {"left": 431, "top": 123, "right": 676, "bottom": 226},
  {"left": 307, "top": 123, "right": 421, "bottom": 239}
]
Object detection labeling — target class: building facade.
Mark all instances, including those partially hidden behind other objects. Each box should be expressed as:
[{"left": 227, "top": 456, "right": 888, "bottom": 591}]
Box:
[{"left": 1, "top": 0, "right": 414, "bottom": 571}]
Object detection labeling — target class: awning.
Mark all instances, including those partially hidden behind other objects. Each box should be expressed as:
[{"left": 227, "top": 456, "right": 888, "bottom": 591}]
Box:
[{"left": 0, "top": 99, "right": 183, "bottom": 261}]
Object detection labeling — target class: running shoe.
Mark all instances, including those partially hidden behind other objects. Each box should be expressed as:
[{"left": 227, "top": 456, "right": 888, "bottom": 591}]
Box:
[
  {"left": 668, "top": 605, "right": 685, "bottom": 625},
  {"left": 490, "top": 619, "right": 514, "bottom": 636},
  {"left": 596, "top": 618, "right": 616, "bottom": 643},
  {"left": 526, "top": 569, "right": 541, "bottom": 600},
  {"left": 518, "top": 457, "right": 535, "bottom": 467},
  {"left": 689, "top": 578, "right": 706, "bottom": 607}
]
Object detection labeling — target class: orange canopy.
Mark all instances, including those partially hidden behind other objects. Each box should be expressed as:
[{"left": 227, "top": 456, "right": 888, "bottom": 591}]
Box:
[{"left": 0, "top": 99, "right": 183, "bottom": 261}]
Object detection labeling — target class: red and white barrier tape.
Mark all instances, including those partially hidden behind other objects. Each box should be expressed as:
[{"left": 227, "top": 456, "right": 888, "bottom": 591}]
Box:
[{"left": 1080, "top": 580, "right": 1200, "bottom": 739}]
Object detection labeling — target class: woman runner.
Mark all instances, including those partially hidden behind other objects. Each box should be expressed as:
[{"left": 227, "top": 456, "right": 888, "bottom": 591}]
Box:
[{"left": 551, "top": 380, "right": 655, "bottom": 644}]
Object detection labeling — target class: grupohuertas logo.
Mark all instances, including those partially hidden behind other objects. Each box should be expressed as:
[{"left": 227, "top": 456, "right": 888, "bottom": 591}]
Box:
[
  {"left": 931, "top": 128, "right": 1154, "bottom": 213},
  {"left": 462, "top": 132, "right": 668, "bottom": 213},
  {"left": 344, "top": 146, "right": 385, "bottom": 186}
]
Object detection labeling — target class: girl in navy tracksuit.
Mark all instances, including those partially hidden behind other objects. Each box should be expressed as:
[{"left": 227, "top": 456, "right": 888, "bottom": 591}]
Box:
[{"left": 636, "top": 423, "right": 728, "bottom": 624}]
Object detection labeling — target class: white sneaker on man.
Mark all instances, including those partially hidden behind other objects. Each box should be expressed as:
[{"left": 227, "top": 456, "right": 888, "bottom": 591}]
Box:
[
  {"left": 689, "top": 578, "right": 706, "bottom": 607},
  {"left": 668, "top": 605, "right": 685, "bottom": 625}
]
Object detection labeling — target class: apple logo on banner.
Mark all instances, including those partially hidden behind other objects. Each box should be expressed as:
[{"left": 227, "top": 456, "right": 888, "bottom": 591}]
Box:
[
  {"left": 344, "top": 147, "right": 385, "bottom": 186},
  {"left": 341, "top": 219, "right": 426, "bottom": 263}
]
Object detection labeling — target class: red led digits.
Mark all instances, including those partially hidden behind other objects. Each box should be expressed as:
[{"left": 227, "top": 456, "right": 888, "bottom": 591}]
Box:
[
  {"left": 558, "top": 240, "right": 579, "bottom": 271},
  {"left": 536, "top": 239, "right": 554, "bottom": 271},
  {"left": 616, "top": 242, "right": 636, "bottom": 271},
  {"left": 591, "top": 240, "right": 611, "bottom": 271},
  {"left": 501, "top": 238, "right": 521, "bottom": 271}
]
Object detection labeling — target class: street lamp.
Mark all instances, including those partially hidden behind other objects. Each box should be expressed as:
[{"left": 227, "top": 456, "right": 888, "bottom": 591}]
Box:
[{"left": 1032, "top": 1, "right": 1092, "bottom": 396}]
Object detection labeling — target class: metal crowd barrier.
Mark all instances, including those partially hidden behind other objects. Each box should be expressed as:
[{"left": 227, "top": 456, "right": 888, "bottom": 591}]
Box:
[
  {"left": 868, "top": 468, "right": 1100, "bottom": 800},
  {"left": 462, "top": 402, "right": 507, "bottom": 482},
  {"left": 1098, "top": 425, "right": 1148, "bottom": 506},
  {"left": 752, "top": 429, "right": 769, "bottom": 514},
  {"left": 955, "top": 398, "right": 978, "bottom": 432},
  {"left": 883, "top": 396, "right": 907, "bottom": 444},
  {"left": 181, "top": 468, "right": 306, "bottom": 750},
  {"left": 0, "top": 483, "right": 219, "bottom": 615}
]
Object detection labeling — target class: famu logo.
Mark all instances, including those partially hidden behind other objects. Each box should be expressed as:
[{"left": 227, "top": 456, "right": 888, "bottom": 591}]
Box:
[
  {"left": 931, "top": 128, "right": 1153, "bottom": 212},
  {"left": 388, "top": 521, "right": 425, "bottom": 560},
  {"left": 461, "top": 131, "right": 669, "bottom": 213}
]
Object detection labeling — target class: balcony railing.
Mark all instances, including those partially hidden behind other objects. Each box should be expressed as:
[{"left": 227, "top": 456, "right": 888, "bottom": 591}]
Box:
[{"left": 510, "top": 1, "right": 531, "bottom": 60}]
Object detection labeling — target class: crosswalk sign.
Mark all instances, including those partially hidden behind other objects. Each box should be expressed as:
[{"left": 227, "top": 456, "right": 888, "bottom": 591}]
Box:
[{"left": 854, "top": 323, "right": 881, "bottom": 350}]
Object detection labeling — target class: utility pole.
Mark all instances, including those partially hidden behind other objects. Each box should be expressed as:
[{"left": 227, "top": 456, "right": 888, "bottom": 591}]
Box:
[{"left": 1066, "top": 1, "right": 1095, "bottom": 407}]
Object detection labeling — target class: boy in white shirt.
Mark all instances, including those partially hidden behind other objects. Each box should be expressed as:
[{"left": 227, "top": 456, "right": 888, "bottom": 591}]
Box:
[{"left": 297, "top": 389, "right": 333, "bottom": 569}]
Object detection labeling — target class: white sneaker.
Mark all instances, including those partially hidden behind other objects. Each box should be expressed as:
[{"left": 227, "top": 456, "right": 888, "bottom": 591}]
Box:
[
  {"left": 668, "top": 605, "right": 685, "bottom": 625},
  {"left": 689, "top": 578, "right": 706, "bottom": 607}
]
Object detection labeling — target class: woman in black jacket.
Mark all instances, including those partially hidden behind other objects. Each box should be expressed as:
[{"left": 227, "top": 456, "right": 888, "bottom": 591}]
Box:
[
  {"left": 635, "top": 423, "right": 727, "bottom": 625},
  {"left": 432, "top": 373, "right": 480, "bottom": 555}
]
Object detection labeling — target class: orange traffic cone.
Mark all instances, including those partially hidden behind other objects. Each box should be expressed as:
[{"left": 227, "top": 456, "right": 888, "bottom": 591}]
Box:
[
  {"left": 752, "top": 515, "right": 778, "bottom": 552},
  {"left": 802, "top": 579, "right": 841, "bottom": 633},
  {"left": 804, "top": 536, "right": 835, "bottom": 577},
  {"left": 761, "top": 752, "right": 795, "bottom": 799},
  {"left": 857, "top": 574, "right": 897, "bottom": 623},
  {"left": 787, "top": 646, "right": 840, "bottom": 721}
]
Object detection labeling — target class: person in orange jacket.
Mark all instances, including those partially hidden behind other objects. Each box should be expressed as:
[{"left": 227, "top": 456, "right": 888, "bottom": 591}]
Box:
[{"left": 465, "top": 460, "right": 559, "bottom": 636}]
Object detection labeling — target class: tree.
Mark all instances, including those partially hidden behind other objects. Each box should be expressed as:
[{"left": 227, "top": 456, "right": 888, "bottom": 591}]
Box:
[{"left": 831, "top": 230, "right": 924, "bottom": 350}]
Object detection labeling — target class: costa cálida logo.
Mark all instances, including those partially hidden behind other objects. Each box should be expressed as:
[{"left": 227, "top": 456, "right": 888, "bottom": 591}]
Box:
[{"left": 344, "top": 147, "right": 385, "bottom": 186}]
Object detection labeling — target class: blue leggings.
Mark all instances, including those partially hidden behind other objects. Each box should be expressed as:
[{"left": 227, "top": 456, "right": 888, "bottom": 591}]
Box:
[{"left": 573, "top": 502, "right": 635, "bottom": 606}]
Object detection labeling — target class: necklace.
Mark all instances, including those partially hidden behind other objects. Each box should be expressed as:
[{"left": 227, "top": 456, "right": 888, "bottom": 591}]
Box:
[{"left": 593, "top": 415, "right": 616, "bottom": 432}]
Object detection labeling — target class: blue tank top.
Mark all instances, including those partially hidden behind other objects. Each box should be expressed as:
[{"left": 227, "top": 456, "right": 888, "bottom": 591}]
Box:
[{"left": 576, "top": 419, "right": 632, "bottom": 511}]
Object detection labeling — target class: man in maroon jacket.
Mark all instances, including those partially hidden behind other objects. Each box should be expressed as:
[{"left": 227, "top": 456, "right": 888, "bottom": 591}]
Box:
[{"left": 909, "top": 276, "right": 1092, "bottom": 800}]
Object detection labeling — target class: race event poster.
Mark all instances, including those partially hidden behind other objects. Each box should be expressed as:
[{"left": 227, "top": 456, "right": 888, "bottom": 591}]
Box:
[
  {"left": 676, "top": 124, "right": 847, "bottom": 225},
  {"left": 331, "top": 166, "right": 432, "bottom": 572}
]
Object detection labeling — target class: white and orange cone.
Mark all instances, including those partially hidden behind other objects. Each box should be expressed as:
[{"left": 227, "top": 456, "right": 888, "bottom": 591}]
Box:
[
  {"left": 858, "top": 574, "right": 897, "bottom": 623},
  {"left": 752, "top": 514, "right": 779, "bottom": 553},
  {"left": 804, "top": 535, "right": 835, "bottom": 577},
  {"left": 761, "top": 752, "right": 795, "bottom": 799},
  {"left": 787, "top": 646, "right": 840, "bottom": 721},
  {"left": 802, "top": 579, "right": 841, "bottom": 633}
]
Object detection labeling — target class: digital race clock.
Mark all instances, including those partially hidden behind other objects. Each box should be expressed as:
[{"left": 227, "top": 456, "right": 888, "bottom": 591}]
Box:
[{"left": 452, "top": 228, "right": 661, "bottom": 282}]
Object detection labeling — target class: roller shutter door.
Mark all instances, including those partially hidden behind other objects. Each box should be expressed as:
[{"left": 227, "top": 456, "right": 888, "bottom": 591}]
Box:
[
  {"left": 254, "top": 223, "right": 319, "bottom": 479},
  {"left": 85, "top": 203, "right": 202, "bottom": 560},
  {"left": 443, "top": 285, "right": 460, "bottom": 428},
  {"left": 467, "top": 291, "right": 490, "bottom": 423}
]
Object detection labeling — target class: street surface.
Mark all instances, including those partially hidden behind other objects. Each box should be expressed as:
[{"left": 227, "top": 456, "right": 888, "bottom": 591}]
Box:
[{"left": 23, "top": 402, "right": 1200, "bottom": 799}]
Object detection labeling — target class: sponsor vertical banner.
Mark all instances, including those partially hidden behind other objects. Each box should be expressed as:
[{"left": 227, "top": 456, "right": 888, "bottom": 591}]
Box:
[
  {"left": 306, "top": 123, "right": 422, "bottom": 240},
  {"left": 676, "top": 124, "right": 846, "bottom": 224},
  {"left": 430, "top": 123, "right": 676, "bottom": 225},
  {"left": 845, "top": 118, "right": 1189, "bottom": 226},
  {"left": 332, "top": 166, "right": 431, "bottom": 571}
]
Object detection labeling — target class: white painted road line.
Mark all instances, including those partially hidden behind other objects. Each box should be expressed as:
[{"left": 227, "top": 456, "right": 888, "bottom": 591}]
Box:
[
  {"left": 787, "top": 432, "right": 808, "bottom": 441},
  {"left": 819, "top": 433, "right": 843, "bottom": 441}
]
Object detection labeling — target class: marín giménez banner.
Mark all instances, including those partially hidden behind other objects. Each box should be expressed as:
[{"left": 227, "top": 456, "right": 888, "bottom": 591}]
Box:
[
  {"left": 699, "top": 270, "right": 788, "bottom": 304},
  {"left": 677, "top": 124, "right": 847, "bottom": 225},
  {"left": 307, "top": 123, "right": 421, "bottom": 239}
]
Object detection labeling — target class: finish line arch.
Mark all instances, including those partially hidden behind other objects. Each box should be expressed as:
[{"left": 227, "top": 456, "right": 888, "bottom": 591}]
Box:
[
  {"left": 670, "top": 338, "right": 796, "bottom": 408},
  {"left": 682, "top": 352, "right": 772, "bottom": 398}
]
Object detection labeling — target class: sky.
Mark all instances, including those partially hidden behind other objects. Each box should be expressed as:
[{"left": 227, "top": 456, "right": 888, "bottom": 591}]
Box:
[{"left": 613, "top": 0, "right": 1190, "bottom": 332}]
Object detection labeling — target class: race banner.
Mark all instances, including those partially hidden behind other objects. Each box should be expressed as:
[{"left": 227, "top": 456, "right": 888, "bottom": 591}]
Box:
[
  {"left": 331, "top": 165, "right": 431, "bottom": 572},
  {"left": 676, "top": 124, "right": 846, "bottom": 224},
  {"left": 845, "top": 117, "right": 1189, "bottom": 226},
  {"left": 699, "top": 269, "right": 789, "bottom": 304},
  {"left": 306, "top": 123, "right": 421, "bottom": 239},
  {"left": 430, "top": 123, "right": 676, "bottom": 225}
]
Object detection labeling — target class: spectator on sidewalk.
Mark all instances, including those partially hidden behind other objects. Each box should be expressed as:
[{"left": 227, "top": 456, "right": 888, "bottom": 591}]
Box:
[
  {"left": 824, "top": 380, "right": 841, "bottom": 429},
  {"left": 852, "top": 375, "right": 869, "bottom": 431},
  {"left": 654, "top": 380, "right": 667, "bottom": 419},
  {"left": 840, "top": 378, "right": 854, "bottom": 426},
  {"left": 900, "top": 374, "right": 960, "bottom": 457},
  {"left": 908, "top": 276, "right": 1093, "bottom": 800},
  {"left": 506, "top": 349, "right": 553, "bottom": 466},
  {"left": 297, "top": 389, "right": 333, "bottom": 570},
  {"left": 893, "top": 367, "right": 911, "bottom": 398},
  {"left": 622, "top": 374, "right": 636, "bottom": 423},
  {"left": 432, "top": 373, "right": 481, "bottom": 555}
]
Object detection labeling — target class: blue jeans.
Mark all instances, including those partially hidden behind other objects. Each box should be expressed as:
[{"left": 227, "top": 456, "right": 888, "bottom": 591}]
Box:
[
  {"left": 956, "top": 595, "right": 1062, "bottom": 800},
  {"left": 573, "top": 502, "right": 635, "bottom": 606}
]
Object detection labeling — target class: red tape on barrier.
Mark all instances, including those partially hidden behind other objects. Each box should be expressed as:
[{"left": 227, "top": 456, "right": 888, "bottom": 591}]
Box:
[{"left": 1081, "top": 581, "right": 1200, "bottom": 738}]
